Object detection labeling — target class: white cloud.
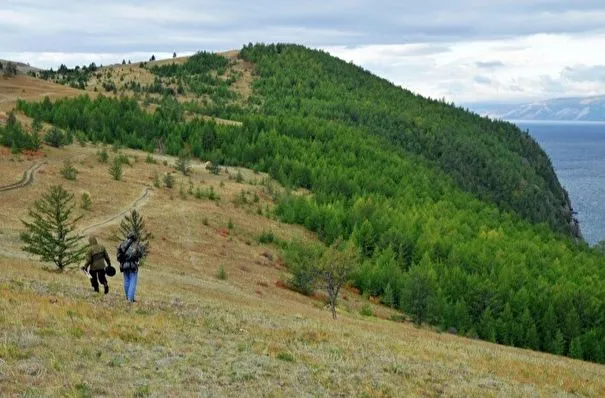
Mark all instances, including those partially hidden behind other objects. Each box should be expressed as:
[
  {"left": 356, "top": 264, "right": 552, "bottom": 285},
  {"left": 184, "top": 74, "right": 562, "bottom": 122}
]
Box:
[
  {"left": 3, "top": 1, "right": 605, "bottom": 101},
  {"left": 0, "top": 52, "right": 193, "bottom": 69},
  {"left": 326, "top": 33, "right": 605, "bottom": 102}
]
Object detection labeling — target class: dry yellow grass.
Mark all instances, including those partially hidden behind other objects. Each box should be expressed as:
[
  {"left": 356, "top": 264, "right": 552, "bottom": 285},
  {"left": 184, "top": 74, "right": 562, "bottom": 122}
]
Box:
[
  {"left": 0, "top": 51, "right": 249, "bottom": 131},
  {"left": 0, "top": 75, "right": 85, "bottom": 114},
  {"left": 82, "top": 50, "right": 253, "bottom": 118},
  {"left": 1, "top": 144, "right": 605, "bottom": 397}
]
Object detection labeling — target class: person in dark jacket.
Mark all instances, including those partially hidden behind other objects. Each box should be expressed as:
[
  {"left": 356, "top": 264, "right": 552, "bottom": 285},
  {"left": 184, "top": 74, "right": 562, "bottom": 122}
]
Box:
[
  {"left": 117, "top": 231, "right": 144, "bottom": 302},
  {"left": 83, "top": 236, "right": 112, "bottom": 294}
]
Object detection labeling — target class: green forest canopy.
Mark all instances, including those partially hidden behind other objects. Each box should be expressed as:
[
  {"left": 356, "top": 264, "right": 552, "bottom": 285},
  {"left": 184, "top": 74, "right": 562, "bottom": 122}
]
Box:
[{"left": 11, "top": 43, "right": 605, "bottom": 363}]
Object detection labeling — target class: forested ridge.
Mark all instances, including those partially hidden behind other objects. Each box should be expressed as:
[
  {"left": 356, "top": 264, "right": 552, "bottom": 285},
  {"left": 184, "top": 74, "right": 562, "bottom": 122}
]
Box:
[{"left": 8, "top": 44, "right": 605, "bottom": 362}]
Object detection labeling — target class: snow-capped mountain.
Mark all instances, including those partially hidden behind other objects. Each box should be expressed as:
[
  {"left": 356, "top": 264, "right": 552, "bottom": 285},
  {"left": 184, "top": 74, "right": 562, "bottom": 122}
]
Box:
[{"left": 467, "top": 95, "right": 605, "bottom": 121}]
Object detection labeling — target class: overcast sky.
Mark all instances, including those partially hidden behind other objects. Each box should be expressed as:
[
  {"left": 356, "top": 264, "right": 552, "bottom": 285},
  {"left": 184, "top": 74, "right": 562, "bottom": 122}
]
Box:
[{"left": 2, "top": 0, "right": 605, "bottom": 103}]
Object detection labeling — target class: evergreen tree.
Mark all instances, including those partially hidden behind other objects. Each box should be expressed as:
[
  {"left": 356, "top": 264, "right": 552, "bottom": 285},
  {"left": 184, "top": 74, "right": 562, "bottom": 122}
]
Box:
[
  {"left": 541, "top": 303, "right": 558, "bottom": 352},
  {"left": 563, "top": 308, "right": 581, "bottom": 347},
  {"left": 526, "top": 323, "right": 540, "bottom": 351},
  {"left": 352, "top": 219, "right": 376, "bottom": 258},
  {"left": 60, "top": 159, "right": 78, "bottom": 180},
  {"left": 479, "top": 307, "right": 497, "bottom": 342},
  {"left": 20, "top": 185, "right": 85, "bottom": 270},
  {"left": 31, "top": 115, "right": 43, "bottom": 133},
  {"left": 163, "top": 172, "right": 175, "bottom": 188},
  {"left": 44, "top": 127, "right": 68, "bottom": 148},
  {"left": 498, "top": 303, "right": 514, "bottom": 345},
  {"left": 382, "top": 282, "right": 395, "bottom": 308},
  {"left": 554, "top": 329, "right": 566, "bottom": 356},
  {"left": 109, "top": 157, "right": 122, "bottom": 180},
  {"left": 569, "top": 336, "right": 583, "bottom": 360},
  {"left": 519, "top": 308, "right": 536, "bottom": 348},
  {"left": 284, "top": 241, "right": 322, "bottom": 296},
  {"left": 80, "top": 192, "right": 92, "bottom": 210},
  {"left": 175, "top": 150, "right": 192, "bottom": 175},
  {"left": 453, "top": 299, "right": 471, "bottom": 334},
  {"left": 401, "top": 254, "right": 437, "bottom": 325},
  {"left": 116, "top": 209, "right": 152, "bottom": 256}
]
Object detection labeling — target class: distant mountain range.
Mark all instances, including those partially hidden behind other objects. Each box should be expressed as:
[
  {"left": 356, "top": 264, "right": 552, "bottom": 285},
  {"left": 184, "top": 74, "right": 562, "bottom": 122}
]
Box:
[{"left": 467, "top": 95, "right": 605, "bottom": 121}]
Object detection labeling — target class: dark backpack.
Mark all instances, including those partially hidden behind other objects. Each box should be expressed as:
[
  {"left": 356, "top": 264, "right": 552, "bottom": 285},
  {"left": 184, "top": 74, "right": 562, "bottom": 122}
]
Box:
[{"left": 117, "top": 239, "right": 134, "bottom": 264}]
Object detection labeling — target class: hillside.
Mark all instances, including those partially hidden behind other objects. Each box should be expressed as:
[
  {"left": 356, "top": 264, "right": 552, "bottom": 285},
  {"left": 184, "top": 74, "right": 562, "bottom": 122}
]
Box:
[
  {"left": 2, "top": 43, "right": 605, "bottom": 378},
  {"left": 468, "top": 95, "right": 605, "bottom": 121},
  {"left": 1, "top": 145, "right": 604, "bottom": 396}
]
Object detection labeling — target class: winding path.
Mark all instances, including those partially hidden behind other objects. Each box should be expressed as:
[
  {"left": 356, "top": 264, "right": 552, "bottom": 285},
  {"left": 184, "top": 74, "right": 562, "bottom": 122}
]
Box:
[
  {"left": 0, "top": 187, "right": 153, "bottom": 261},
  {"left": 79, "top": 187, "right": 153, "bottom": 235},
  {"left": 0, "top": 161, "right": 46, "bottom": 193}
]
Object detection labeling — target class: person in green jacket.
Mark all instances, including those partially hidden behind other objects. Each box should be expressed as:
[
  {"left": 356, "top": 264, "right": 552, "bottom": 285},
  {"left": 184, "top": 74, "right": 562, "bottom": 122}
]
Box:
[{"left": 83, "top": 236, "right": 112, "bottom": 294}]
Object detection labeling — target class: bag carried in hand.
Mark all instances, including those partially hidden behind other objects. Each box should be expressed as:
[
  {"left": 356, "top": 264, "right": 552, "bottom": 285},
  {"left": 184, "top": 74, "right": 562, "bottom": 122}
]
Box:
[{"left": 105, "top": 264, "right": 116, "bottom": 277}]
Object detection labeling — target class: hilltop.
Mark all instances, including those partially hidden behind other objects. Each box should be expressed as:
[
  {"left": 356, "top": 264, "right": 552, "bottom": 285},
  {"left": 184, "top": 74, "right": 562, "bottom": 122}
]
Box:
[{"left": 2, "top": 44, "right": 605, "bottom": 394}]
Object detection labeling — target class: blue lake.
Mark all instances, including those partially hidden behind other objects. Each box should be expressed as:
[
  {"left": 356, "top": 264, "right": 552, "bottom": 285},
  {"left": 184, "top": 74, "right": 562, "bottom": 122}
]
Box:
[{"left": 514, "top": 121, "right": 605, "bottom": 245}]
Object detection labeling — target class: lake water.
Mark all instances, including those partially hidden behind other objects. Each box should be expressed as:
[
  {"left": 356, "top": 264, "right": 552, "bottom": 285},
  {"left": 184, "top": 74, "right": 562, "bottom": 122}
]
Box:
[{"left": 514, "top": 121, "right": 605, "bottom": 245}]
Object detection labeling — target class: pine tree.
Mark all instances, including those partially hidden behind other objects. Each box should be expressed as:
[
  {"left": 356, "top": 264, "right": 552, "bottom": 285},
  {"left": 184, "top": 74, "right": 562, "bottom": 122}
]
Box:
[
  {"left": 452, "top": 299, "right": 471, "bottom": 334},
  {"left": 116, "top": 209, "right": 151, "bottom": 256},
  {"left": 60, "top": 159, "right": 78, "bottom": 180},
  {"left": 382, "top": 282, "right": 395, "bottom": 308},
  {"left": 526, "top": 323, "right": 540, "bottom": 350},
  {"left": 80, "top": 192, "right": 92, "bottom": 210},
  {"left": 519, "top": 307, "right": 536, "bottom": 348},
  {"left": 479, "top": 307, "right": 497, "bottom": 342},
  {"left": 175, "top": 150, "right": 191, "bottom": 176},
  {"left": 569, "top": 336, "right": 583, "bottom": 360},
  {"left": 498, "top": 303, "right": 514, "bottom": 345},
  {"left": 109, "top": 157, "right": 122, "bottom": 180},
  {"left": 541, "top": 303, "right": 558, "bottom": 352},
  {"left": 554, "top": 329, "right": 566, "bottom": 355},
  {"left": 564, "top": 308, "right": 581, "bottom": 345},
  {"left": 163, "top": 172, "right": 175, "bottom": 188},
  {"left": 352, "top": 219, "right": 376, "bottom": 258},
  {"left": 20, "top": 185, "right": 85, "bottom": 270},
  {"left": 31, "top": 115, "right": 43, "bottom": 134},
  {"left": 401, "top": 254, "right": 438, "bottom": 325}
]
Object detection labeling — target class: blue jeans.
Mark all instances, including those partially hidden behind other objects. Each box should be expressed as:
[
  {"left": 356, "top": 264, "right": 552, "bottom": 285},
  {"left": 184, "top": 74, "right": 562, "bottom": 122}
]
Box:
[{"left": 123, "top": 270, "right": 138, "bottom": 302}]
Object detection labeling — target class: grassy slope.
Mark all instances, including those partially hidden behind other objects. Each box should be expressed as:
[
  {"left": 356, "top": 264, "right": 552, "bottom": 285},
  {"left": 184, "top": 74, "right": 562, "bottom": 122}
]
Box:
[{"left": 1, "top": 144, "right": 604, "bottom": 397}]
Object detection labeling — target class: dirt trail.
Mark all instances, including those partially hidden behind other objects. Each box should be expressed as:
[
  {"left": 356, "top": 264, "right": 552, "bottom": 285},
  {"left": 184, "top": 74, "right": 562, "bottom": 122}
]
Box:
[
  {"left": 0, "top": 161, "right": 46, "bottom": 193},
  {"left": 79, "top": 187, "right": 153, "bottom": 235},
  {"left": 0, "top": 187, "right": 153, "bottom": 263}
]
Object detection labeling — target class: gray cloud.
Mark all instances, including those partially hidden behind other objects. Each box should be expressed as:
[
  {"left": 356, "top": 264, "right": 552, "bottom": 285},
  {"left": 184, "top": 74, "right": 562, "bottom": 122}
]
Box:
[
  {"left": 3, "top": 0, "right": 605, "bottom": 102},
  {"left": 563, "top": 65, "right": 605, "bottom": 82},
  {"left": 473, "top": 75, "right": 493, "bottom": 85},
  {"left": 2, "top": 0, "right": 605, "bottom": 55},
  {"left": 476, "top": 61, "right": 505, "bottom": 69}
]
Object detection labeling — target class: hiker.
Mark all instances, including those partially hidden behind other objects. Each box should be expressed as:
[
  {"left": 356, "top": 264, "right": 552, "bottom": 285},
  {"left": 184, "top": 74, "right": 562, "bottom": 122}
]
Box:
[
  {"left": 117, "top": 231, "right": 144, "bottom": 302},
  {"left": 82, "top": 236, "right": 112, "bottom": 294}
]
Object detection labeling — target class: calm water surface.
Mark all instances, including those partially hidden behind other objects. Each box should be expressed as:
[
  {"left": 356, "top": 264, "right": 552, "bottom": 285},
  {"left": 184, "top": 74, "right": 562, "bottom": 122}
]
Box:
[{"left": 514, "top": 121, "right": 605, "bottom": 245}]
